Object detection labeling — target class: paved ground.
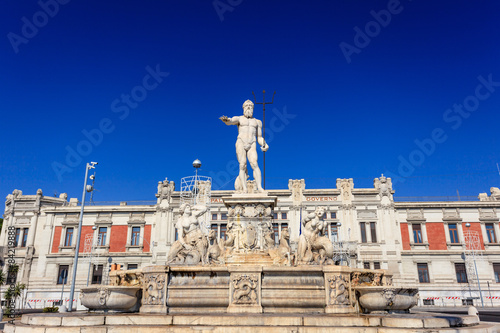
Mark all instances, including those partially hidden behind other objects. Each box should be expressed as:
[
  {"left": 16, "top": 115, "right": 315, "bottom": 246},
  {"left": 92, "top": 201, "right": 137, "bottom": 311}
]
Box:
[
  {"left": 1, "top": 308, "right": 498, "bottom": 331},
  {"left": 413, "top": 306, "right": 500, "bottom": 323}
]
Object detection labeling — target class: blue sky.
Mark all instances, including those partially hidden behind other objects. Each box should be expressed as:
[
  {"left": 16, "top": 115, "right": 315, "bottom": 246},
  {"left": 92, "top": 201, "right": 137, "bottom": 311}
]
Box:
[{"left": 1, "top": 0, "right": 500, "bottom": 210}]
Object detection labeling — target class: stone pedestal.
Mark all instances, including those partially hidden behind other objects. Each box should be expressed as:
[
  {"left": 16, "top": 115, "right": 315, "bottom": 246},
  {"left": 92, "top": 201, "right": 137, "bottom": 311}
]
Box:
[
  {"left": 227, "top": 265, "right": 263, "bottom": 313},
  {"left": 222, "top": 194, "right": 277, "bottom": 260},
  {"left": 140, "top": 265, "right": 168, "bottom": 314},
  {"left": 167, "top": 266, "right": 230, "bottom": 313},
  {"left": 323, "top": 266, "right": 356, "bottom": 314}
]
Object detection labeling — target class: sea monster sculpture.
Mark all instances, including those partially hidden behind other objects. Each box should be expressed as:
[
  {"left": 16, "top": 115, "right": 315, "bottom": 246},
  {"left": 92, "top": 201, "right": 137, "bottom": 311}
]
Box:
[{"left": 297, "top": 206, "right": 334, "bottom": 265}]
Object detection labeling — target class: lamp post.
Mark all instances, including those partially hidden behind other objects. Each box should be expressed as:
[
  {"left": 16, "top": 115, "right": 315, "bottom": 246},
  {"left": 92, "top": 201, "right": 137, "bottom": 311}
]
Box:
[
  {"left": 68, "top": 162, "right": 97, "bottom": 312},
  {"left": 193, "top": 159, "right": 201, "bottom": 205},
  {"left": 465, "top": 222, "right": 484, "bottom": 307}
]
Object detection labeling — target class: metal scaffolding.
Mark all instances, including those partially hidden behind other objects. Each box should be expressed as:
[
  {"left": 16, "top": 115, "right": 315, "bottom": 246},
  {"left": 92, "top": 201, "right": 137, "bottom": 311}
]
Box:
[
  {"left": 180, "top": 175, "right": 212, "bottom": 233},
  {"left": 462, "top": 229, "right": 484, "bottom": 306},
  {"left": 83, "top": 232, "right": 102, "bottom": 286}
]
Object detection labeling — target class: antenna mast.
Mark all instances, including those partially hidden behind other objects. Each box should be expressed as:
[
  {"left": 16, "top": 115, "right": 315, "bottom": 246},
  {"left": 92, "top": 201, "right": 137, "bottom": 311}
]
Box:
[{"left": 252, "top": 90, "right": 276, "bottom": 190}]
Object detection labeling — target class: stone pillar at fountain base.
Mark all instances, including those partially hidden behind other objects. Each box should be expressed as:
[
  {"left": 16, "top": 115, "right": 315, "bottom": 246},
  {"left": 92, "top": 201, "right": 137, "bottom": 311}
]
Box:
[
  {"left": 222, "top": 194, "right": 277, "bottom": 264},
  {"left": 227, "top": 265, "right": 263, "bottom": 313},
  {"left": 140, "top": 265, "right": 169, "bottom": 314},
  {"left": 323, "top": 266, "right": 357, "bottom": 314}
]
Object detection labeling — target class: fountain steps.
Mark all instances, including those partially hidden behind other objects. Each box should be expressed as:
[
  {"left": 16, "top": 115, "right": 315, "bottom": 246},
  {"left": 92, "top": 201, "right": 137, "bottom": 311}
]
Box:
[{"left": 5, "top": 312, "right": 500, "bottom": 333}]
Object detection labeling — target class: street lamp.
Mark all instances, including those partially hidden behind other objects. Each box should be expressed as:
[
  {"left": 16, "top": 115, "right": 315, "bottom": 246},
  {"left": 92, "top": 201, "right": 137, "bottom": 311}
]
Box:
[
  {"left": 68, "top": 162, "right": 97, "bottom": 312},
  {"left": 465, "top": 222, "right": 484, "bottom": 307},
  {"left": 193, "top": 159, "right": 201, "bottom": 204}
]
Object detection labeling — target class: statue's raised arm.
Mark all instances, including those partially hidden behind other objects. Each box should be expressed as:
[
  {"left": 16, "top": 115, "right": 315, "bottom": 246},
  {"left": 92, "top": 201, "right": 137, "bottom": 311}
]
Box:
[
  {"left": 192, "top": 204, "right": 208, "bottom": 218},
  {"left": 219, "top": 115, "right": 239, "bottom": 126}
]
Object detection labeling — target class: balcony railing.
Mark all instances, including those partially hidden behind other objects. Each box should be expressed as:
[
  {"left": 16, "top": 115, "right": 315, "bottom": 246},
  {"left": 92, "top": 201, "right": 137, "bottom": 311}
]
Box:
[
  {"left": 79, "top": 200, "right": 157, "bottom": 206},
  {"left": 394, "top": 196, "right": 478, "bottom": 202}
]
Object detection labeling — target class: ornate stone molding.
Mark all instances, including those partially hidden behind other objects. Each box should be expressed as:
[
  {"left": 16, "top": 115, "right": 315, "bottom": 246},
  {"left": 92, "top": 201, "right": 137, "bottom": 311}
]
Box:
[
  {"left": 140, "top": 266, "right": 169, "bottom": 314},
  {"left": 374, "top": 175, "right": 393, "bottom": 207},
  {"left": 336, "top": 178, "right": 353, "bottom": 204},
  {"left": 231, "top": 273, "right": 259, "bottom": 305},
  {"left": 357, "top": 209, "right": 377, "bottom": 220},
  {"left": 327, "top": 275, "right": 350, "bottom": 306},
  {"left": 128, "top": 213, "right": 146, "bottom": 225},
  {"left": 479, "top": 208, "right": 498, "bottom": 221},
  {"left": 288, "top": 179, "right": 305, "bottom": 205},
  {"left": 144, "top": 274, "right": 165, "bottom": 305},
  {"left": 156, "top": 178, "right": 175, "bottom": 202},
  {"left": 97, "top": 287, "right": 111, "bottom": 306},
  {"left": 227, "top": 203, "right": 272, "bottom": 218},
  {"left": 227, "top": 267, "right": 262, "bottom": 313},
  {"left": 62, "top": 213, "right": 79, "bottom": 225},
  {"left": 442, "top": 208, "right": 462, "bottom": 221},
  {"left": 95, "top": 213, "right": 113, "bottom": 225},
  {"left": 406, "top": 208, "right": 425, "bottom": 222}
]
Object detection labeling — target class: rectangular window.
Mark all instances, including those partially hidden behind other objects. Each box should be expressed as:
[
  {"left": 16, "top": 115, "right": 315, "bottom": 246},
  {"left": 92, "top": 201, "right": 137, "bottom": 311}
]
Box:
[
  {"left": 273, "top": 213, "right": 278, "bottom": 219},
  {"left": 92, "top": 264, "right": 103, "bottom": 284},
  {"left": 374, "top": 262, "right": 381, "bottom": 270},
  {"left": 174, "top": 229, "right": 178, "bottom": 241},
  {"left": 455, "top": 263, "right": 468, "bottom": 283},
  {"left": 14, "top": 228, "right": 21, "bottom": 247},
  {"left": 363, "top": 262, "right": 370, "bottom": 269},
  {"left": 98, "top": 227, "right": 107, "bottom": 246},
  {"left": 273, "top": 223, "right": 279, "bottom": 245},
  {"left": 330, "top": 223, "right": 338, "bottom": 243},
  {"left": 370, "top": 222, "right": 377, "bottom": 243},
  {"left": 64, "top": 227, "right": 73, "bottom": 247},
  {"left": 221, "top": 213, "right": 227, "bottom": 221},
  {"left": 21, "top": 228, "right": 29, "bottom": 247},
  {"left": 413, "top": 224, "right": 423, "bottom": 243},
  {"left": 486, "top": 223, "right": 497, "bottom": 243},
  {"left": 281, "top": 213, "right": 287, "bottom": 220},
  {"left": 131, "top": 227, "right": 141, "bottom": 246},
  {"left": 220, "top": 223, "right": 227, "bottom": 240},
  {"left": 212, "top": 213, "right": 218, "bottom": 220},
  {"left": 449, "top": 224, "right": 459, "bottom": 243},
  {"left": 360, "top": 222, "right": 367, "bottom": 243},
  {"left": 494, "top": 263, "right": 500, "bottom": 283},
  {"left": 57, "top": 265, "right": 69, "bottom": 285},
  {"left": 331, "top": 212, "right": 337, "bottom": 219},
  {"left": 127, "top": 264, "right": 138, "bottom": 270},
  {"left": 417, "top": 263, "right": 430, "bottom": 283}
]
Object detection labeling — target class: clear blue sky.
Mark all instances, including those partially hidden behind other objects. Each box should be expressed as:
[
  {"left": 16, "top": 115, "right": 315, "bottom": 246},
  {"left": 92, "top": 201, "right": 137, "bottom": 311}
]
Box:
[{"left": 2, "top": 0, "right": 500, "bottom": 210}]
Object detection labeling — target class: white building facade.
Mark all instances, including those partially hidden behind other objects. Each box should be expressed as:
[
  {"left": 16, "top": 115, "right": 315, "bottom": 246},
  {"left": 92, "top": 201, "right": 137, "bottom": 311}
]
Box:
[{"left": 1, "top": 177, "right": 500, "bottom": 309}]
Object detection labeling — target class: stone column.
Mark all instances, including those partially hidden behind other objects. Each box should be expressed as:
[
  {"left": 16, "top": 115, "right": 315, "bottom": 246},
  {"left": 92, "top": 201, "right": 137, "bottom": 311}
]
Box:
[
  {"left": 227, "top": 265, "right": 262, "bottom": 313},
  {"left": 140, "top": 265, "right": 169, "bottom": 314},
  {"left": 323, "top": 266, "right": 356, "bottom": 314},
  {"left": 26, "top": 212, "right": 39, "bottom": 247}
]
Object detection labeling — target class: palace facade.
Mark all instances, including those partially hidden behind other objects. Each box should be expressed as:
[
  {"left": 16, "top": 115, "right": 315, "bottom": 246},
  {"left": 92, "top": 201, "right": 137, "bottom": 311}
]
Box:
[{"left": 2, "top": 176, "right": 500, "bottom": 309}]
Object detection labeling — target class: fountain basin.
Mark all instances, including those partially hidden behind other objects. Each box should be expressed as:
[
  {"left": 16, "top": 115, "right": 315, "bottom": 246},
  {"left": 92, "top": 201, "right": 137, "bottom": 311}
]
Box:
[
  {"left": 80, "top": 286, "right": 142, "bottom": 312},
  {"left": 355, "top": 287, "right": 418, "bottom": 313}
]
